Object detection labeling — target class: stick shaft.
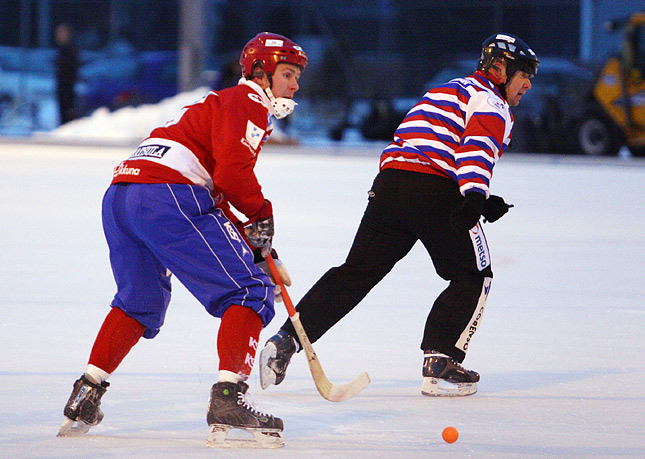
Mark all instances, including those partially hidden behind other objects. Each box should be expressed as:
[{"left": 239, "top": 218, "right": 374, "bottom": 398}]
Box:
[
  {"left": 264, "top": 255, "right": 296, "bottom": 316},
  {"left": 263, "top": 255, "right": 370, "bottom": 401}
]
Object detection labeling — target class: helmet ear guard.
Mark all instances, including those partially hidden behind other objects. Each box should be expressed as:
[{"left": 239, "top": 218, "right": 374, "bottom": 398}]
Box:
[{"left": 250, "top": 60, "right": 265, "bottom": 80}]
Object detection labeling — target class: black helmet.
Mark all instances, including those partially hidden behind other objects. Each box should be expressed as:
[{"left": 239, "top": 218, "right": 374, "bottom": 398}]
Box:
[{"left": 478, "top": 33, "right": 539, "bottom": 80}]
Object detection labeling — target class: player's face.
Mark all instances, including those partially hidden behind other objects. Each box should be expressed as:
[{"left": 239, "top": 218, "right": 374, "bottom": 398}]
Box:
[
  {"left": 505, "top": 70, "right": 533, "bottom": 107},
  {"left": 271, "top": 63, "right": 301, "bottom": 99}
]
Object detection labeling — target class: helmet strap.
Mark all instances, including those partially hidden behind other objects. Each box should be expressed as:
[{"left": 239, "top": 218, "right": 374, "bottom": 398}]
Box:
[{"left": 265, "top": 87, "right": 297, "bottom": 119}]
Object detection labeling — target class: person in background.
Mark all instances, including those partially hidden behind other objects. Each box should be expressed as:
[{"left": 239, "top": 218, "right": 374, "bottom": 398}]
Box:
[
  {"left": 58, "top": 32, "right": 307, "bottom": 448},
  {"left": 259, "top": 33, "right": 538, "bottom": 398},
  {"left": 54, "top": 23, "right": 79, "bottom": 125}
]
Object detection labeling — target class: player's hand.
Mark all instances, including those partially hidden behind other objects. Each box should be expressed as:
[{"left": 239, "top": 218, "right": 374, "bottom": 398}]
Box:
[
  {"left": 450, "top": 191, "right": 486, "bottom": 231},
  {"left": 482, "top": 195, "right": 514, "bottom": 223},
  {"left": 254, "top": 249, "right": 291, "bottom": 302},
  {"left": 246, "top": 201, "right": 274, "bottom": 257}
]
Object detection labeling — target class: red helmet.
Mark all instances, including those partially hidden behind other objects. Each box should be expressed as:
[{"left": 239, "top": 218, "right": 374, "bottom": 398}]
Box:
[{"left": 240, "top": 32, "right": 308, "bottom": 78}]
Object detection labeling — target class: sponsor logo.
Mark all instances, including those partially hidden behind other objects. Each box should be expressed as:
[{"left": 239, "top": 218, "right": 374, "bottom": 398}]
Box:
[
  {"left": 113, "top": 162, "right": 140, "bottom": 177},
  {"left": 474, "top": 234, "right": 488, "bottom": 268},
  {"left": 223, "top": 221, "right": 241, "bottom": 242},
  {"left": 461, "top": 305, "right": 484, "bottom": 351},
  {"left": 130, "top": 144, "right": 171, "bottom": 159},
  {"left": 244, "top": 337, "right": 259, "bottom": 367},
  {"left": 265, "top": 39, "right": 284, "bottom": 47},
  {"left": 469, "top": 224, "right": 490, "bottom": 271},
  {"left": 223, "top": 220, "right": 250, "bottom": 255},
  {"left": 245, "top": 120, "right": 265, "bottom": 150},
  {"left": 248, "top": 93, "right": 263, "bottom": 104},
  {"left": 487, "top": 96, "right": 505, "bottom": 111},
  {"left": 249, "top": 337, "right": 259, "bottom": 351},
  {"left": 458, "top": 279, "right": 491, "bottom": 352}
]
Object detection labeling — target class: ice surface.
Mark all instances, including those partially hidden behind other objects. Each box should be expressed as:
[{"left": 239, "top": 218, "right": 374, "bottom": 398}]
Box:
[{"left": 1, "top": 142, "right": 643, "bottom": 458}]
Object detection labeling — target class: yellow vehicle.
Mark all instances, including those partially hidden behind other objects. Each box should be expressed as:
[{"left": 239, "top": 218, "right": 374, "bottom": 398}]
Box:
[{"left": 578, "top": 12, "right": 645, "bottom": 156}]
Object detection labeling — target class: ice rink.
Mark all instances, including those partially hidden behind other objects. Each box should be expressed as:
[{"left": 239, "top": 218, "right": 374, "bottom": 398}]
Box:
[{"left": 1, "top": 141, "right": 644, "bottom": 458}]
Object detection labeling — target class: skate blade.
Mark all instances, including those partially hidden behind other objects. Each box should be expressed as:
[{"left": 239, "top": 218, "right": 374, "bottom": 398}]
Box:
[
  {"left": 206, "top": 425, "right": 284, "bottom": 449},
  {"left": 258, "top": 342, "right": 278, "bottom": 390},
  {"left": 421, "top": 377, "right": 477, "bottom": 397},
  {"left": 57, "top": 417, "right": 92, "bottom": 437}
]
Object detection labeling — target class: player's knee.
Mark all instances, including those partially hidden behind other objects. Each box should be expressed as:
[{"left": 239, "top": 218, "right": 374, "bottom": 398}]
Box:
[{"left": 451, "top": 274, "right": 490, "bottom": 299}]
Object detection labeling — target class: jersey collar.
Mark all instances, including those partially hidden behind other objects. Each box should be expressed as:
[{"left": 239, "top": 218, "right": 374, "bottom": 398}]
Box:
[
  {"left": 473, "top": 70, "right": 506, "bottom": 102},
  {"left": 238, "top": 78, "right": 277, "bottom": 117}
]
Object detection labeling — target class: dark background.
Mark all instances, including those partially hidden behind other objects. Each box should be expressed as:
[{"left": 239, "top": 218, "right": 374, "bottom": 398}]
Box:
[
  {"left": 0, "top": 0, "right": 637, "bottom": 98},
  {"left": 0, "top": 0, "right": 642, "bottom": 150}
]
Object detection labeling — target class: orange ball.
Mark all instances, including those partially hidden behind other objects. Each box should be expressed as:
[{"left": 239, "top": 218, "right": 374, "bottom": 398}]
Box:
[{"left": 442, "top": 426, "right": 459, "bottom": 443}]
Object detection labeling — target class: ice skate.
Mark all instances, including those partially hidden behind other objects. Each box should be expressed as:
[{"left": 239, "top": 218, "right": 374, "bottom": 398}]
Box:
[
  {"left": 258, "top": 330, "right": 299, "bottom": 389},
  {"left": 421, "top": 351, "right": 479, "bottom": 397},
  {"left": 57, "top": 375, "right": 109, "bottom": 436},
  {"left": 206, "top": 381, "right": 284, "bottom": 448}
]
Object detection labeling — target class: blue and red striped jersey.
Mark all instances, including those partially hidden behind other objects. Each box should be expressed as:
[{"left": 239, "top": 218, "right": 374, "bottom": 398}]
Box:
[{"left": 380, "top": 70, "right": 513, "bottom": 197}]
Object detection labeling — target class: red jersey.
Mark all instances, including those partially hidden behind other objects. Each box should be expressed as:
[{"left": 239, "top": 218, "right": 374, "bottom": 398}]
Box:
[{"left": 111, "top": 79, "right": 275, "bottom": 223}]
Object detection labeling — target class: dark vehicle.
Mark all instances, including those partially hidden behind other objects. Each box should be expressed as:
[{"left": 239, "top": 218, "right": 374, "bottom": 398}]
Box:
[
  {"left": 333, "top": 56, "right": 596, "bottom": 153},
  {"left": 79, "top": 51, "right": 177, "bottom": 113},
  {"left": 422, "top": 56, "right": 596, "bottom": 154},
  {"left": 330, "top": 97, "right": 409, "bottom": 142}
]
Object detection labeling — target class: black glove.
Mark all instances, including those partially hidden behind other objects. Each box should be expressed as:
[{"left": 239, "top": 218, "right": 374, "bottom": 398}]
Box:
[
  {"left": 482, "top": 195, "right": 514, "bottom": 223},
  {"left": 450, "top": 191, "right": 486, "bottom": 231}
]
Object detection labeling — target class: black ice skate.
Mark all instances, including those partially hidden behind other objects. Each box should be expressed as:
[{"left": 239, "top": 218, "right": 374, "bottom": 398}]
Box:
[
  {"left": 206, "top": 381, "right": 284, "bottom": 448},
  {"left": 421, "top": 351, "right": 480, "bottom": 397},
  {"left": 57, "top": 375, "right": 110, "bottom": 436},
  {"left": 258, "top": 330, "right": 299, "bottom": 389}
]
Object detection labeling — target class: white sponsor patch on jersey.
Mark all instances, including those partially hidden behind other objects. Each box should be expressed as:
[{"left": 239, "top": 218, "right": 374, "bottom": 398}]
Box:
[
  {"left": 487, "top": 96, "right": 505, "bottom": 112},
  {"left": 245, "top": 120, "right": 265, "bottom": 150},
  {"left": 469, "top": 223, "right": 491, "bottom": 271}
]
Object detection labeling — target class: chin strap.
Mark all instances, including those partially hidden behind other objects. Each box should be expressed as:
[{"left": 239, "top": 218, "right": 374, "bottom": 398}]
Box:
[{"left": 265, "top": 87, "right": 297, "bottom": 119}]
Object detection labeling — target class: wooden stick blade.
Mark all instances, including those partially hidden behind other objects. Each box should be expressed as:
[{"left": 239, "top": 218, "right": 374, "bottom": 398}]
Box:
[
  {"left": 291, "top": 313, "right": 370, "bottom": 402},
  {"left": 316, "top": 368, "right": 371, "bottom": 402}
]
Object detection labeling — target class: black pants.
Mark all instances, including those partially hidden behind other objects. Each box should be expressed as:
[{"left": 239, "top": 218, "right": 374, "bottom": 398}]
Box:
[{"left": 282, "top": 168, "right": 493, "bottom": 362}]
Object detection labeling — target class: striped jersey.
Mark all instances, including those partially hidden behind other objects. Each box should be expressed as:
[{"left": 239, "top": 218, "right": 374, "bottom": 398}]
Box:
[
  {"left": 380, "top": 70, "right": 513, "bottom": 197},
  {"left": 111, "top": 79, "right": 275, "bottom": 223}
]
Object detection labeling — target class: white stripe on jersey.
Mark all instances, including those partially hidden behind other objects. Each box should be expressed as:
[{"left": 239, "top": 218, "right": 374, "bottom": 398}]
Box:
[{"left": 129, "top": 137, "right": 214, "bottom": 190}]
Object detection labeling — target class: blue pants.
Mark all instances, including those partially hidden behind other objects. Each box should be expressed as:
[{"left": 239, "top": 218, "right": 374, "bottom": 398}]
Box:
[{"left": 102, "top": 183, "right": 275, "bottom": 339}]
